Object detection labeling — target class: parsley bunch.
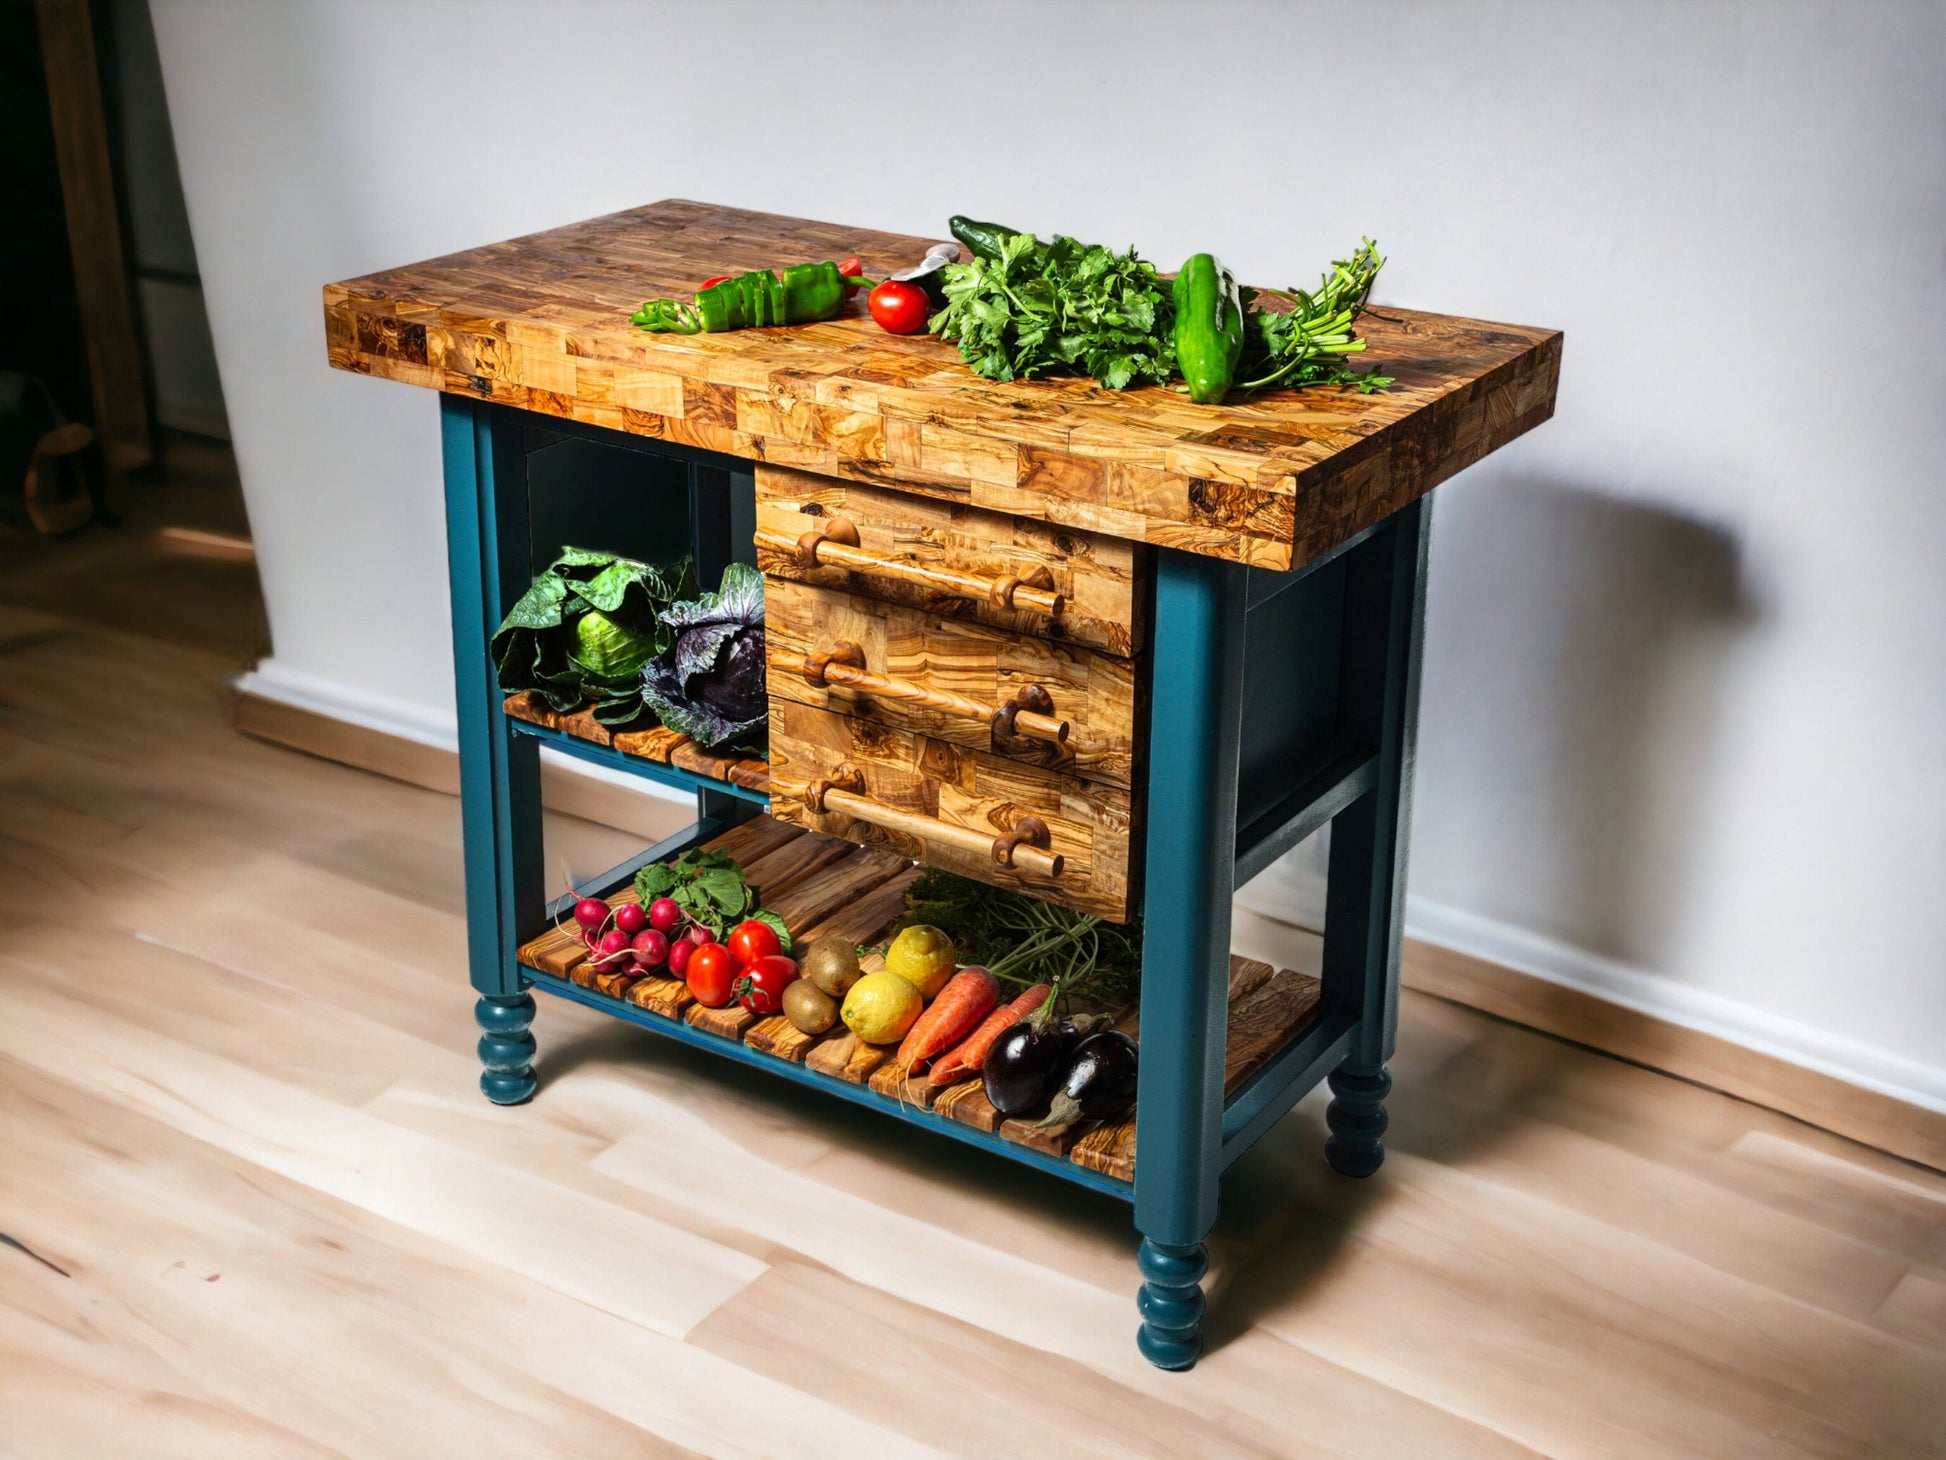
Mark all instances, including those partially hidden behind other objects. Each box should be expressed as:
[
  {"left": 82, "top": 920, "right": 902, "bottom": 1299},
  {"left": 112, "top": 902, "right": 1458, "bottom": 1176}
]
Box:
[{"left": 929, "top": 232, "right": 1175, "bottom": 391}]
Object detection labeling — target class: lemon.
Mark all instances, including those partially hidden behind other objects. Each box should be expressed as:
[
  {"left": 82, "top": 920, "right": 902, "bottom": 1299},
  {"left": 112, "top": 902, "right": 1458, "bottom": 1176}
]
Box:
[
  {"left": 884, "top": 924, "right": 956, "bottom": 999},
  {"left": 841, "top": 971, "right": 924, "bottom": 1045}
]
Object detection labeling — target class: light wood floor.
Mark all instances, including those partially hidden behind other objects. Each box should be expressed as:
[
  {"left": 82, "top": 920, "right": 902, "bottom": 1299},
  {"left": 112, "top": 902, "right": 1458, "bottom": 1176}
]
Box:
[{"left": 2, "top": 451, "right": 1942, "bottom": 1459}]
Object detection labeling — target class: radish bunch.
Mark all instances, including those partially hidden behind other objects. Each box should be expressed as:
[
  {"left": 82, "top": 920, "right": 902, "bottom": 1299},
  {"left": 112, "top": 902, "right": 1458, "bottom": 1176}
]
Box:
[{"left": 570, "top": 893, "right": 708, "bottom": 975}]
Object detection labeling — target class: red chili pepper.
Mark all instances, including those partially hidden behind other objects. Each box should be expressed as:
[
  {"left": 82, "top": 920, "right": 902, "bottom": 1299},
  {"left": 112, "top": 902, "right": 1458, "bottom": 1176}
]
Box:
[
  {"left": 700, "top": 274, "right": 732, "bottom": 290},
  {"left": 837, "top": 256, "right": 863, "bottom": 277}
]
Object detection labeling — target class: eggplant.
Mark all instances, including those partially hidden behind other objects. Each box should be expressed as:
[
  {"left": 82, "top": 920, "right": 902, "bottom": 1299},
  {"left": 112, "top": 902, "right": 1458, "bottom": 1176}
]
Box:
[
  {"left": 982, "top": 1017, "right": 1074, "bottom": 1116},
  {"left": 1038, "top": 1029, "right": 1138, "bottom": 1131}
]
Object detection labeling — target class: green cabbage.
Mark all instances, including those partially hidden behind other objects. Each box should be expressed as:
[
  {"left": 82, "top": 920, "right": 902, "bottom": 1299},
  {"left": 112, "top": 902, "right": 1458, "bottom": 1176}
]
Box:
[{"left": 492, "top": 549, "right": 696, "bottom": 726}]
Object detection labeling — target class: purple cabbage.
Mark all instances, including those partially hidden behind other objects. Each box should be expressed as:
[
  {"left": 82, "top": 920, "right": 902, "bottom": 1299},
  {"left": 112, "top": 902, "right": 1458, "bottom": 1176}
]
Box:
[{"left": 640, "top": 563, "right": 767, "bottom": 748}]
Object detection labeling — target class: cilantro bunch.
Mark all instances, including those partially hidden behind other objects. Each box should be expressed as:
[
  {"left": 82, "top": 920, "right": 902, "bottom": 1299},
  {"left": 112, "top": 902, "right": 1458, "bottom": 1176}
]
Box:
[{"left": 929, "top": 232, "right": 1175, "bottom": 391}]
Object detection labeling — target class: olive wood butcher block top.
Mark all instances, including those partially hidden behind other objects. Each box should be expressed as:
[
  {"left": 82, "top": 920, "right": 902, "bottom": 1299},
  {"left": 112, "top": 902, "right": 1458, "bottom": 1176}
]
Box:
[{"left": 325, "top": 199, "right": 1561, "bottom": 570}]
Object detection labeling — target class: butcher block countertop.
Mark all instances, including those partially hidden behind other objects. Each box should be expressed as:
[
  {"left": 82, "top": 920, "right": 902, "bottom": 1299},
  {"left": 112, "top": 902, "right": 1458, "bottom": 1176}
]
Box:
[{"left": 324, "top": 199, "right": 1560, "bottom": 570}]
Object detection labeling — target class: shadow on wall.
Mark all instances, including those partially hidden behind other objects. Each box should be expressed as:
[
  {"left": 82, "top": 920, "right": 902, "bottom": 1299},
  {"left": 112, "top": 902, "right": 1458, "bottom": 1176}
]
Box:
[{"left": 1416, "top": 473, "right": 1762, "bottom": 972}]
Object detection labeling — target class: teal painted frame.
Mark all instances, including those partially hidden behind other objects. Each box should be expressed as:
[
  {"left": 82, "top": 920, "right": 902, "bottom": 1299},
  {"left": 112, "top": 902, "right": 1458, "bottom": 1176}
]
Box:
[{"left": 439, "top": 393, "right": 1432, "bottom": 1370}]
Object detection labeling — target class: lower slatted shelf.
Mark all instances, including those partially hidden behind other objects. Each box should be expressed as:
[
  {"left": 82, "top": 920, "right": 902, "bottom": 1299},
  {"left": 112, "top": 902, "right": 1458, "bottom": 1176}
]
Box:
[{"left": 517, "top": 815, "right": 1321, "bottom": 1187}]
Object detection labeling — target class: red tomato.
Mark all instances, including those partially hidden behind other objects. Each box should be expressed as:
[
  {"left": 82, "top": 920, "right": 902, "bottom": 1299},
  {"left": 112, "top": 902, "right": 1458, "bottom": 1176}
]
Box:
[
  {"left": 868, "top": 279, "right": 930, "bottom": 335},
  {"left": 734, "top": 955, "right": 798, "bottom": 1014},
  {"left": 728, "top": 918, "right": 783, "bottom": 967},
  {"left": 686, "top": 942, "right": 737, "bottom": 1007}
]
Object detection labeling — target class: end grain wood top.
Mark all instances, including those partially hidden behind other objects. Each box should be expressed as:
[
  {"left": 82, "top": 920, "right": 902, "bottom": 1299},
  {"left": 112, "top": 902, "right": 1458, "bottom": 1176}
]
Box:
[{"left": 324, "top": 199, "right": 1561, "bottom": 570}]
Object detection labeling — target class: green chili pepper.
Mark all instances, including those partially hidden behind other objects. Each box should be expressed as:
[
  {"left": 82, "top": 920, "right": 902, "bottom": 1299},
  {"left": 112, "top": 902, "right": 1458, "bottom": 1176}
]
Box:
[
  {"left": 1171, "top": 253, "right": 1245, "bottom": 404},
  {"left": 631, "top": 260, "right": 850, "bottom": 334},
  {"left": 948, "top": 216, "right": 1021, "bottom": 263}
]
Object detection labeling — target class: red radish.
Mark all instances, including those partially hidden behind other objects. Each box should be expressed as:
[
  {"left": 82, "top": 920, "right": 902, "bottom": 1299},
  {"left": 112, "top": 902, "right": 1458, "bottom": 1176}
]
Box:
[
  {"left": 614, "top": 902, "right": 647, "bottom": 935},
  {"left": 630, "top": 928, "right": 669, "bottom": 970},
  {"left": 574, "top": 897, "right": 610, "bottom": 933},
  {"left": 929, "top": 983, "right": 1051, "bottom": 1086},
  {"left": 665, "top": 938, "right": 695, "bottom": 978},
  {"left": 648, "top": 898, "right": 682, "bottom": 933},
  {"left": 592, "top": 928, "right": 630, "bottom": 968},
  {"left": 686, "top": 924, "right": 711, "bottom": 946}
]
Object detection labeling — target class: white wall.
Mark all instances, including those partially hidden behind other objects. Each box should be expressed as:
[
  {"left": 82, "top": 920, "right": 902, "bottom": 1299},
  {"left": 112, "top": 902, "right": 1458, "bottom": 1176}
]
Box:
[{"left": 152, "top": 0, "right": 1946, "bottom": 1109}]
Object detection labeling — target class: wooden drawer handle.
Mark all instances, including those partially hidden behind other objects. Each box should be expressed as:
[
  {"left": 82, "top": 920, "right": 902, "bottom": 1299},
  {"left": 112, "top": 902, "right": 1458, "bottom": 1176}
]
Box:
[
  {"left": 778, "top": 763, "right": 1066, "bottom": 878},
  {"left": 801, "top": 641, "right": 1071, "bottom": 746},
  {"left": 775, "top": 516, "right": 1066, "bottom": 618}
]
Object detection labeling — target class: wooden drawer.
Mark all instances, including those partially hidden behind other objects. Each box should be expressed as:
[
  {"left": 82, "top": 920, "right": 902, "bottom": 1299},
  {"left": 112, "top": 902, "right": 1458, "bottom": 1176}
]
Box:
[
  {"left": 766, "top": 699, "right": 1135, "bottom": 923},
  {"left": 755, "top": 464, "right": 1147, "bottom": 658},
  {"left": 763, "top": 576, "right": 1137, "bottom": 791}
]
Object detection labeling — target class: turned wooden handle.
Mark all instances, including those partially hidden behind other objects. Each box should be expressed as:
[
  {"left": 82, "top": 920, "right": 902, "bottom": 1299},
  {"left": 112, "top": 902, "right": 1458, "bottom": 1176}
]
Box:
[
  {"left": 772, "top": 516, "right": 1066, "bottom": 618},
  {"left": 800, "top": 642, "right": 1070, "bottom": 746},
  {"left": 776, "top": 763, "right": 1066, "bottom": 878}
]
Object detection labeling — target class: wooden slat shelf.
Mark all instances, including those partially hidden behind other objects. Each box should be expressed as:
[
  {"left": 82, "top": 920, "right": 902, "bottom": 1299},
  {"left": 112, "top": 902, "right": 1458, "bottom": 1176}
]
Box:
[
  {"left": 518, "top": 816, "right": 1321, "bottom": 1187},
  {"left": 502, "top": 691, "right": 770, "bottom": 795}
]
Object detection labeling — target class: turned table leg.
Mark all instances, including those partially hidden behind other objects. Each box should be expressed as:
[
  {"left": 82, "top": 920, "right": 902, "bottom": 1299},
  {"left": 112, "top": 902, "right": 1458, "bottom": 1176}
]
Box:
[
  {"left": 1319, "top": 497, "right": 1429, "bottom": 1180},
  {"left": 1132, "top": 549, "right": 1247, "bottom": 1370},
  {"left": 441, "top": 397, "right": 545, "bottom": 1100}
]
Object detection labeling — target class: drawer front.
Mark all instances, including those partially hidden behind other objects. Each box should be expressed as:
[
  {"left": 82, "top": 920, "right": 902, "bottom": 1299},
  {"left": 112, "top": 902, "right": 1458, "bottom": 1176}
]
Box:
[
  {"left": 767, "top": 699, "right": 1135, "bottom": 923},
  {"left": 756, "top": 464, "right": 1147, "bottom": 658},
  {"left": 764, "top": 576, "right": 1138, "bottom": 791}
]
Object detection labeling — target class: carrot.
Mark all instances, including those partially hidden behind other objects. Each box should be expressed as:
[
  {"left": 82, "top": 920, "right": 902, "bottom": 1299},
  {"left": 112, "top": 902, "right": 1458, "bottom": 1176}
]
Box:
[
  {"left": 928, "top": 982, "right": 1051, "bottom": 1086},
  {"left": 896, "top": 966, "right": 1000, "bottom": 1071}
]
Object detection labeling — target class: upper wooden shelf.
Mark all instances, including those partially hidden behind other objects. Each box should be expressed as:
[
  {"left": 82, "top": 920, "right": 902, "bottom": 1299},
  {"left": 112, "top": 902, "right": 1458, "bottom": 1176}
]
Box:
[{"left": 325, "top": 200, "right": 1560, "bottom": 570}]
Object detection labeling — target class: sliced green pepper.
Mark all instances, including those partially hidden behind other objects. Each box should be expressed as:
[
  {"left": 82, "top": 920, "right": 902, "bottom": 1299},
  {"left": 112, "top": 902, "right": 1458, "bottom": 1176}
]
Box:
[
  {"left": 1172, "top": 253, "right": 1244, "bottom": 404},
  {"left": 631, "top": 260, "right": 850, "bottom": 334}
]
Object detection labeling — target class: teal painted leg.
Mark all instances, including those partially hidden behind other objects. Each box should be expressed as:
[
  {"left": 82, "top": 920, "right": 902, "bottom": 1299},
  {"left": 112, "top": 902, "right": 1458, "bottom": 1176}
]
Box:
[
  {"left": 442, "top": 397, "right": 545, "bottom": 1098},
  {"left": 1135, "top": 1239, "right": 1209, "bottom": 1369},
  {"left": 1324, "top": 1063, "right": 1391, "bottom": 1176},
  {"left": 1132, "top": 549, "right": 1247, "bottom": 1371},
  {"left": 1320, "top": 497, "right": 1430, "bottom": 1176},
  {"left": 476, "top": 992, "right": 538, "bottom": 1104}
]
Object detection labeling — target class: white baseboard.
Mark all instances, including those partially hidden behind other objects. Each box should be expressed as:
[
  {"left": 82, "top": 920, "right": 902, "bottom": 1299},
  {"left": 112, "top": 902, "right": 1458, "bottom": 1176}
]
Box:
[
  {"left": 235, "top": 658, "right": 693, "bottom": 810},
  {"left": 1236, "top": 816, "right": 1945, "bottom": 1122},
  {"left": 1404, "top": 896, "right": 1946, "bottom": 1116}
]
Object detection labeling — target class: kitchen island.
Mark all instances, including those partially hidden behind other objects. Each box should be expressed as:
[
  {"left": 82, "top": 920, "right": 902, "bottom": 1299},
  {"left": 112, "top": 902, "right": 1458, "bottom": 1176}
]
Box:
[{"left": 325, "top": 200, "right": 1560, "bottom": 1369}]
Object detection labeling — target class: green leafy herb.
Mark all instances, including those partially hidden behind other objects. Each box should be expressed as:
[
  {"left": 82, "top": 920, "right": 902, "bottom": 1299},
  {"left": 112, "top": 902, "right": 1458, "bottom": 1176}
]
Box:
[
  {"left": 891, "top": 867, "right": 1141, "bottom": 1010},
  {"left": 633, "top": 846, "right": 787, "bottom": 947},
  {"left": 493, "top": 549, "right": 698, "bottom": 726},
  {"left": 1235, "top": 238, "right": 1392, "bottom": 394},
  {"left": 929, "top": 231, "right": 1175, "bottom": 391}
]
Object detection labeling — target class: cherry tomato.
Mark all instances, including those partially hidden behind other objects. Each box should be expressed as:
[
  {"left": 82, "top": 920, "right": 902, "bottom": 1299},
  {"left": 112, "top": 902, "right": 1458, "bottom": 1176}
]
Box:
[
  {"left": 868, "top": 279, "right": 930, "bottom": 335},
  {"left": 728, "top": 918, "right": 782, "bottom": 967},
  {"left": 686, "top": 942, "right": 736, "bottom": 1007},
  {"left": 734, "top": 955, "right": 798, "bottom": 1014}
]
